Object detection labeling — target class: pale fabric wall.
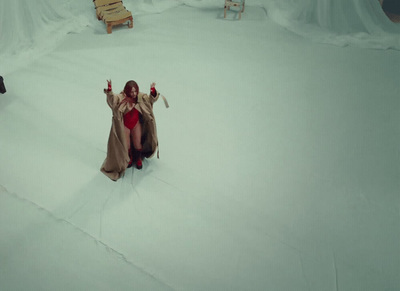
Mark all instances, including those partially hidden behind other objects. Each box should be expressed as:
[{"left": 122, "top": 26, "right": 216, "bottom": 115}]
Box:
[
  {"left": 261, "top": 0, "right": 400, "bottom": 49},
  {"left": 1, "top": 0, "right": 399, "bottom": 57}
]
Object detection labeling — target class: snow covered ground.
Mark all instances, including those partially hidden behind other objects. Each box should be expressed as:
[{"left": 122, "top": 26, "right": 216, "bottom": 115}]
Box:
[{"left": 0, "top": 1, "right": 399, "bottom": 290}]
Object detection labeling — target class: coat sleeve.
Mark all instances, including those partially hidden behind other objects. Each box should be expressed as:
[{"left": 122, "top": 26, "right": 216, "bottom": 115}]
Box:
[
  {"left": 143, "top": 92, "right": 160, "bottom": 105},
  {"left": 105, "top": 91, "right": 120, "bottom": 109},
  {"left": 105, "top": 91, "right": 134, "bottom": 114}
]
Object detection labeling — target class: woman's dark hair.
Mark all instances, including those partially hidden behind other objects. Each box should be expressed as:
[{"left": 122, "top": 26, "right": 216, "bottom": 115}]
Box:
[{"left": 124, "top": 80, "right": 139, "bottom": 97}]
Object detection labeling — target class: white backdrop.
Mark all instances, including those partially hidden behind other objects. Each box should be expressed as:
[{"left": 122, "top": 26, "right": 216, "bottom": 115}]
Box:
[{"left": 0, "top": 2, "right": 399, "bottom": 290}]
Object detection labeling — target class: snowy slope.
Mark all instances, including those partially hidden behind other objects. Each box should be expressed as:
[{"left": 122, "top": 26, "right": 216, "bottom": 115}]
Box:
[{"left": 0, "top": 1, "right": 399, "bottom": 291}]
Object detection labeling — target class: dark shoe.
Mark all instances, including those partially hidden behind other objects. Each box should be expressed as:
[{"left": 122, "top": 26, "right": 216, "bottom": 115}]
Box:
[
  {"left": 136, "top": 159, "right": 142, "bottom": 170},
  {"left": 127, "top": 149, "right": 133, "bottom": 168}
]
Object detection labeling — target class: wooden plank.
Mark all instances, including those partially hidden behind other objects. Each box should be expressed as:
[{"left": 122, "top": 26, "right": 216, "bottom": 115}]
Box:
[
  {"left": 103, "top": 10, "right": 132, "bottom": 22},
  {"left": 96, "top": 2, "right": 123, "bottom": 13},
  {"left": 100, "top": 6, "right": 127, "bottom": 19},
  {"left": 96, "top": 2, "right": 124, "bottom": 18},
  {"left": 94, "top": 0, "right": 122, "bottom": 9}
]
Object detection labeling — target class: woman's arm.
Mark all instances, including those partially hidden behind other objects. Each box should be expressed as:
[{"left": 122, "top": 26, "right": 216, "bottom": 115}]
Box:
[
  {"left": 149, "top": 82, "right": 160, "bottom": 103},
  {"left": 104, "top": 80, "right": 120, "bottom": 109}
]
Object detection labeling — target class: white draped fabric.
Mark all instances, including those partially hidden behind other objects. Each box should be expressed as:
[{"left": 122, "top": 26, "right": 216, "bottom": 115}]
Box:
[
  {"left": 1, "top": 0, "right": 399, "bottom": 53},
  {"left": 0, "top": 0, "right": 89, "bottom": 57},
  {"left": 134, "top": 0, "right": 400, "bottom": 50},
  {"left": 262, "top": 0, "right": 400, "bottom": 49}
]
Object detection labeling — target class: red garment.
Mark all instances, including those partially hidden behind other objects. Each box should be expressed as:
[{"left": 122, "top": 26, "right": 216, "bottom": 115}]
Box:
[{"left": 124, "top": 108, "right": 139, "bottom": 129}]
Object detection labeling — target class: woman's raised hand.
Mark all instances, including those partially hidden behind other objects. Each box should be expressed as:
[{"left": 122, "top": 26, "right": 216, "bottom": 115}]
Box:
[
  {"left": 104, "top": 79, "right": 112, "bottom": 93},
  {"left": 150, "top": 82, "right": 156, "bottom": 96}
]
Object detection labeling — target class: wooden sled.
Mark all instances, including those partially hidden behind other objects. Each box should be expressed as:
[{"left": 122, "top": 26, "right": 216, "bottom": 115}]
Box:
[{"left": 93, "top": 0, "right": 133, "bottom": 34}]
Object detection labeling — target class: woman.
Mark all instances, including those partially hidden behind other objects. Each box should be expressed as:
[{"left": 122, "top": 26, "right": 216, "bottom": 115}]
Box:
[{"left": 101, "top": 79, "right": 160, "bottom": 181}]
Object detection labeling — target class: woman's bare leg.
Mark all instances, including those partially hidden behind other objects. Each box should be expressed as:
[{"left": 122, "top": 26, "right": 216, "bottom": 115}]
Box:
[
  {"left": 124, "top": 126, "right": 133, "bottom": 166},
  {"left": 131, "top": 122, "right": 143, "bottom": 169},
  {"left": 131, "top": 122, "right": 142, "bottom": 151}
]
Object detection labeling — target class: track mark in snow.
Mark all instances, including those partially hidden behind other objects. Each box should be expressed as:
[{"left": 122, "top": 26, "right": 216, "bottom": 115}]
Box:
[
  {"left": 298, "top": 253, "right": 311, "bottom": 290},
  {"left": 130, "top": 169, "right": 142, "bottom": 201},
  {"left": 332, "top": 251, "right": 339, "bottom": 291},
  {"left": 150, "top": 175, "right": 183, "bottom": 192},
  {"left": 67, "top": 200, "right": 89, "bottom": 220},
  {"left": 127, "top": 170, "right": 145, "bottom": 212},
  {"left": 0, "top": 185, "right": 177, "bottom": 291},
  {"left": 99, "top": 189, "right": 114, "bottom": 239}
]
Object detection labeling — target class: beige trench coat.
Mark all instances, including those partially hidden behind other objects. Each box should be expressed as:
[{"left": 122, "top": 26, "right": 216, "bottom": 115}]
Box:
[{"left": 100, "top": 90, "right": 160, "bottom": 181}]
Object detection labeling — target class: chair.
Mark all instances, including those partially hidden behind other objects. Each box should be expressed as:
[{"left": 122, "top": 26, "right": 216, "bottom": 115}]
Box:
[
  {"left": 224, "top": 0, "right": 245, "bottom": 20},
  {"left": 93, "top": 0, "right": 133, "bottom": 34}
]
